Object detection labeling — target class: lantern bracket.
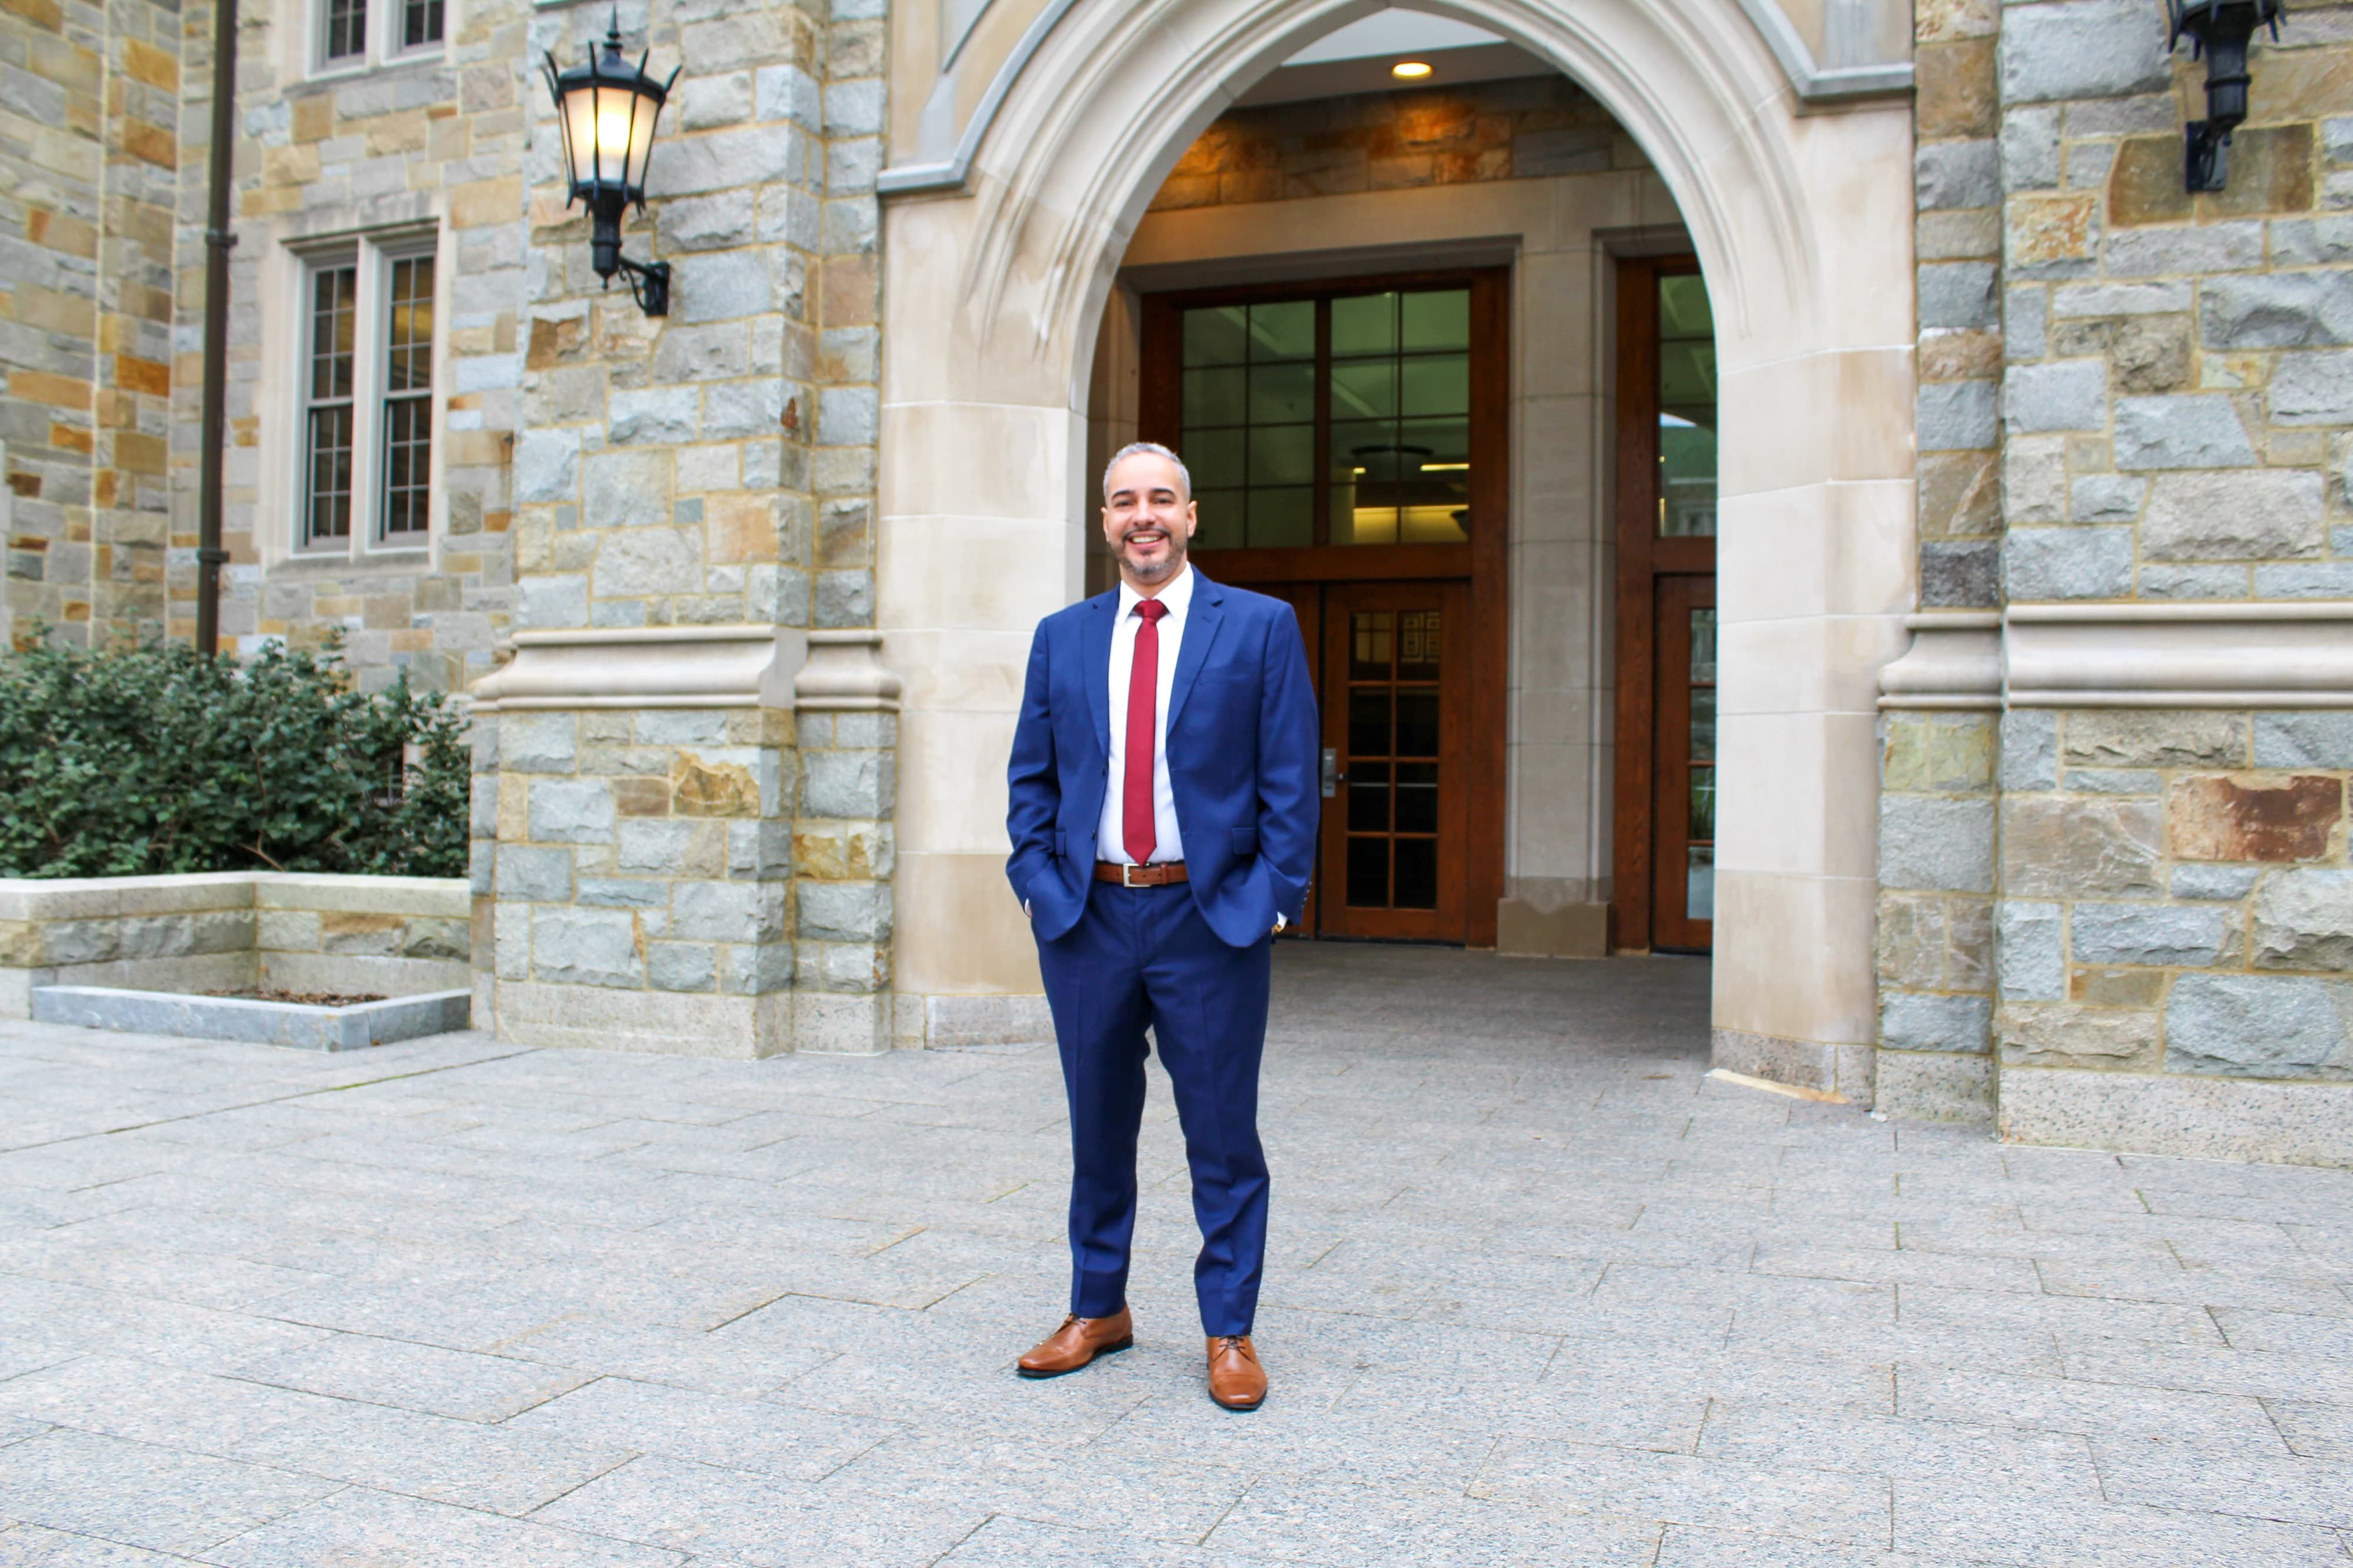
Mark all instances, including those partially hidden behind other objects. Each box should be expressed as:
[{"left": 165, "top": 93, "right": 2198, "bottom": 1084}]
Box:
[{"left": 614, "top": 255, "right": 671, "bottom": 316}]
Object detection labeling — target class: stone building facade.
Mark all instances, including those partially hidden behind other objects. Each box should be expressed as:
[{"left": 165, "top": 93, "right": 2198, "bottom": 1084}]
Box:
[{"left": 5, "top": 0, "right": 2352, "bottom": 1163}]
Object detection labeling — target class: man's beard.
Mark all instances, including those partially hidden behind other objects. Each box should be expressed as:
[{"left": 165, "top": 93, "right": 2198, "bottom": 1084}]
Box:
[{"left": 1119, "top": 526, "right": 1185, "bottom": 582}]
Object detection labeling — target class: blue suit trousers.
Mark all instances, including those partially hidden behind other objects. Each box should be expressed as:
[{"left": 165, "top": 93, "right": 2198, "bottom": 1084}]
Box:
[{"left": 1035, "top": 880, "right": 1272, "bottom": 1338}]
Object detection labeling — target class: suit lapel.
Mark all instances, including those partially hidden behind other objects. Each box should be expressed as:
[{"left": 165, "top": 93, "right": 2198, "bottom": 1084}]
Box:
[
  {"left": 1081, "top": 590, "right": 1116, "bottom": 757},
  {"left": 1165, "top": 572, "right": 1225, "bottom": 733}
]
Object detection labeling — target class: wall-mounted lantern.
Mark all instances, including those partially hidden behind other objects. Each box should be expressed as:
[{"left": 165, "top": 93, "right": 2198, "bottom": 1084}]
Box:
[
  {"left": 543, "top": 19, "right": 678, "bottom": 315},
  {"left": 2166, "top": 0, "right": 2285, "bottom": 192}
]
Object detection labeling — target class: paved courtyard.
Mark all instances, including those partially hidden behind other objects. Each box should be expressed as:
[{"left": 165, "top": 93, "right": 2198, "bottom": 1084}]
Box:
[{"left": 0, "top": 946, "right": 2348, "bottom": 1565}]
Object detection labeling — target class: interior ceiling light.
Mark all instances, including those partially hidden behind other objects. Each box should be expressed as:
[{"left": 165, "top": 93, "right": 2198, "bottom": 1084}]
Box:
[{"left": 1392, "top": 59, "right": 1433, "bottom": 78}]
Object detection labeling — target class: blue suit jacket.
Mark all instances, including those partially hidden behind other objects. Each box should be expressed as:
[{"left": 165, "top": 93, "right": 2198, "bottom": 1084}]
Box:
[{"left": 1006, "top": 572, "right": 1321, "bottom": 949}]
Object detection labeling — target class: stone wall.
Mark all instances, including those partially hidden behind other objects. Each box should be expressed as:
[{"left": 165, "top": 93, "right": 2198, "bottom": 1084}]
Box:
[
  {"left": 1879, "top": 0, "right": 2353, "bottom": 1163},
  {"left": 2, "top": 0, "right": 183, "bottom": 646}
]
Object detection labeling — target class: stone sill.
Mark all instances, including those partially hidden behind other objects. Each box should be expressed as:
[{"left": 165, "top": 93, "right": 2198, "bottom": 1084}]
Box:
[{"left": 31, "top": 986, "right": 472, "bottom": 1053}]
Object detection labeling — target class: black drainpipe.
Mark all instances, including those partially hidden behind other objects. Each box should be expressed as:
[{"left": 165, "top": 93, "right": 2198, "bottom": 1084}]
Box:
[{"left": 194, "top": 0, "right": 239, "bottom": 656}]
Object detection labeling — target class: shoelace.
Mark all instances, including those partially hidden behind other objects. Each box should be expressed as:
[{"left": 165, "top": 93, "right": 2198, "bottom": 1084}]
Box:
[{"left": 1212, "top": 1335, "right": 1255, "bottom": 1360}]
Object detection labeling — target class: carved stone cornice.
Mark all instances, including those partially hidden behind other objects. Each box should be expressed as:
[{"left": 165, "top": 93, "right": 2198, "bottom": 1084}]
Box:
[
  {"left": 1877, "top": 612, "right": 2002, "bottom": 710},
  {"left": 2005, "top": 602, "right": 2353, "bottom": 710},
  {"left": 794, "top": 630, "right": 903, "bottom": 712},
  {"left": 467, "top": 626, "right": 807, "bottom": 712}
]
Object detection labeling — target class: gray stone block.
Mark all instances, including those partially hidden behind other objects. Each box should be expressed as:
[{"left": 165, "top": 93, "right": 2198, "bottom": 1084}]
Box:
[
  {"left": 2201, "top": 272, "right": 2353, "bottom": 348},
  {"left": 605, "top": 386, "right": 699, "bottom": 446},
  {"left": 2141, "top": 469, "right": 2325, "bottom": 561},
  {"left": 2070, "top": 475, "right": 2146, "bottom": 522},
  {"left": 798, "top": 881, "right": 891, "bottom": 943},
  {"left": 2270, "top": 217, "right": 2353, "bottom": 266},
  {"left": 2113, "top": 396, "right": 2257, "bottom": 469},
  {"left": 2064, "top": 768, "right": 2161, "bottom": 795},
  {"left": 2173, "top": 865, "right": 2261, "bottom": 900},
  {"left": 494, "top": 846, "right": 573, "bottom": 903},
  {"left": 756, "top": 64, "right": 821, "bottom": 131},
  {"left": 513, "top": 427, "right": 579, "bottom": 504},
  {"left": 671, "top": 882, "right": 763, "bottom": 943},
  {"left": 531, "top": 909, "right": 642, "bottom": 988},
  {"left": 1998, "top": 0, "right": 2172, "bottom": 103},
  {"left": 2004, "top": 527, "right": 2134, "bottom": 600},
  {"left": 813, "top": 569, "right": 875, "bottom": 628},
  {"left": 31, "top": 985, "right": 468, "bottom": 1051},
  {"left": 2070, "top": 902, "right": 2228, "bottom": 966},
  {"left": 2267, "top": 350, "right": 2353, "bottom": 426},
  {"left": 2252, "top": 869, "right": 2353, "bottom": 972},
  {"left": 2004, "top": 361, "right": 2107, "bottom": 433},
  {"left": 575, "top": 878, "right": 668, "bottom": 909},
  {"left": 2001, "top": 710, "right": 2060, "bottom": 790},
  {"left": 647, "top": 941, "right": 719, "bottom": 993},
  {"left": 1917, "top": 141, "right": 1999, "bottom": 211},
  {"left": 1919, "top": 541, "right": 2001, "bottom": 609},
  {"left": 499, "top": 713, "right": 577, "bottom": 775},
  {"left": 1918, "top": 381, "right": 1998, "bottom": 452},
  {"left": 528, "top": 780, "right": 616, "bottom": 845},
  {"left": 1880, "top": 991, "right": 1992, "bottom": 1055},
  {"left": 1999, "top": 106, "right": 2061, "bottom": 190},
  {"left": 516, "top": 576, "right": 589, "bottom": 630},
  {"left": 2165, "top": 973, "right": 2353, "bottom": 1078},
  {"left": 2255, "top": 563, "right": 2353, "bottom": 599},
  {"left": 2104, "top": 223, "right": 2263, "bottom": 277},
  {"left": 675, "top": 251, "right": 774, "bottom": 325},
  {"left": 802, "top": 748, "right": 894, "bottom": 818},
  {"left": 2005, "top": 286, "right": 2049, "bottom": 361},
  {"left": 1921, "top": 263, "right": 1999, "bottom": 330},
  {"left": 1997, "top": 900, "right": 2065, "bottom": 1002},
  {"left": 2138, "top": 565, "right": 2248, "bottom": 600},
  {"left": 822, "top": 78, "right": 885, "bottom": 138},
  {"left": 1880, "top": 795, "right": 1996, "bottom": 894},
  {"left": 816, "top": 386, "right": 878, "bottom": 446},
  {"left": 2003, "top": 435, "right": 2067, "bottom": 521},
  {"left": 593, "top": 527, "right": 704, "bottom": 599},
  {"left": 2255, "top": 712, "right": 2353, "bottom": 769}
]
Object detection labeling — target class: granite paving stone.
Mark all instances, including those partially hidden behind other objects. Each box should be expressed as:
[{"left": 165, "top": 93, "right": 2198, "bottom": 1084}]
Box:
[{"left": 0, "top": 948, "right": 2344, "bottom": 1563}]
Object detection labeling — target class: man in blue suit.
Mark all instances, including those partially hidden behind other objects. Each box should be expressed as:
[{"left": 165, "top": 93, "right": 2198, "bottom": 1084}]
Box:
[{"left": 1005, "top": 441, "right": 1319, "bottom": 1411}]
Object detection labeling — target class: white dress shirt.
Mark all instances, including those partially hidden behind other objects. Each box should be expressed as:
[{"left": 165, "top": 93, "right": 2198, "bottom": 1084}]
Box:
[{"left": 1098, "top": 565, "right": 1193, "bottom": 865}]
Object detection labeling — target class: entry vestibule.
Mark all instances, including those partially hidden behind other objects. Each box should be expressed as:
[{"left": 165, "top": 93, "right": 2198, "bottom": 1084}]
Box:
[{"left": 876, "top": 0, "right": 1914, "bottom": 1095}]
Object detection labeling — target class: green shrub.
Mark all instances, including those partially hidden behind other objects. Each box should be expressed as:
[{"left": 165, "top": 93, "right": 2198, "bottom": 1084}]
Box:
[{"left": 0, "top": 638, "right": 470, "bottom": 879}]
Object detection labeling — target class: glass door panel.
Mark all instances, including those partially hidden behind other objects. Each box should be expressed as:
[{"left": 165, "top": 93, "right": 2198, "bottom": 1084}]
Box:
[{"left": 1651, "top": 576, "right": 1716, "bottom": 952}]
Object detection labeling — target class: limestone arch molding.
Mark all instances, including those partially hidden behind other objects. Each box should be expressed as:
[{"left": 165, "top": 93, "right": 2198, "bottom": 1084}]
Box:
[{"left": 878, "top": 0, "right": 1917, "bottom": 1066}]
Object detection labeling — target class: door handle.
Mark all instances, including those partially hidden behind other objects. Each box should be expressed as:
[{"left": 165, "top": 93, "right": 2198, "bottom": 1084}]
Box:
[{"left": 1321, "top": 748, "right": 1340, "bottom": 798}]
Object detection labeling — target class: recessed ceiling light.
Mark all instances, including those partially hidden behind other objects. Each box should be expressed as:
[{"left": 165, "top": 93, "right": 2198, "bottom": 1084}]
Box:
[{"left": 1392, "top": 59, "right": 1432, "bottom": 78}]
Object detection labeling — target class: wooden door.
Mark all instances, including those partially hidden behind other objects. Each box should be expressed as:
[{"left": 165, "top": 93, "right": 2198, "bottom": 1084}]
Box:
[
  {"left": 1318, "top": 581, "right": 1469, "bottom": 941},
  {"left": 1650, "top": 575, "right": 1715, "bottom": 951}
]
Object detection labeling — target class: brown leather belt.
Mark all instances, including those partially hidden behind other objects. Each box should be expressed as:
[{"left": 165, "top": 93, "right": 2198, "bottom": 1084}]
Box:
[{"left": 1095, "top": 859, "right": 1189, "bottom": 887}]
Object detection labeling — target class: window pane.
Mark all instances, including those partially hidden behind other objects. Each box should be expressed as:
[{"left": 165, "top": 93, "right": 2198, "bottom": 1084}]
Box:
[
  {"left": 1687, "top": 845, "right": 1715, "bottom": 921},
  {"left": 1331, "top": 292, "right": 1395, "bottom": 357},
  {"left": 382, "top": 395, "right": 431, "bottom": 533},
  {"left": 1183, "top": 305, "right": 1248, "bottom": 366},
  {"left": 1689, "top": 765, "right": 1715, "bottom": 842},
  {"left": 1658, "top": 273, "right": 1718, "bottom": 537},
  {"left": 1399, "top": 353, "right": 1468, "bottom": 416},
  {"left": 1689, "top": 607, "right": 1717, "bottom": 684},
  {"left": 1398, "top": 610, "right": 1440, "bottom": 680},
  {"left": 1330, "top": 359, "right": 1395, "bottom": 421},
  {"left": 325, "top": 0, "right": 366, "bottom": 59},
  {"left": 1248, "top": 300, "right": 1313, "bottom": 361},
  {"left": 1247, "top": 423, "right": 1312, "bottom": 486},
  {"left": 1401, "top": 289, "right": 1469, "bottom": 351},
  {"left": 1182, "top": 366, "right": 1245, "bottom": 427},
  {"left": 1395, "top": 760, "right": 1438, "bottom": 833},
  {"left": 1184, "top": 427, "right": 1244, "bottom": 491},
  {"left": 1248, "top": 361, "right": 1314, "bottom": 424},
  {"left": 1690, "top": 685, "right": 1715, "bottom": 763},
  {"left": 386, "top": 256, "right": 432, "bottom": 393},
  {"left": 1349, "top": 611, "right": 1392, "bottom": 681},
  {"left": 1348, "top": 689, "right": 1390, "bottom": 757},
  {"left": 1395, "top": 690, "right": 1438, "bottom": 757},
  {"left": 306, "top": 403, "right": 353, "bottom": 541},
  {"left": 1347, "top": 762, "right": 1389, "bottom": 832},
  {"left": 401, "top": 0, "right": 442, "bottom": 47},
  {"left": 1346, "top": 836, "right": 1388, "bottom": 908},
  {"left": 1191, "top": 491, "right": 1245, "bottom": 552},
  {"left": 311, "top": 264, "right": 356, "bottom": 401},
  {"left": 1247, "top": 486, "right": 1312, "bottom": 548}
]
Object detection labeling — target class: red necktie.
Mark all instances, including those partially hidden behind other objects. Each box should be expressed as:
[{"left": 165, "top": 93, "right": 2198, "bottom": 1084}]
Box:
[{"left": 1124, "top": 598, "right": 1169, "bottom": 865}]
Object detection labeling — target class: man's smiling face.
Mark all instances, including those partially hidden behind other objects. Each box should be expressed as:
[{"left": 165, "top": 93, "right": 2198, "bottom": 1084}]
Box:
[{"left": 1101, "top": 449, "right": 1199, "bottom": 592}]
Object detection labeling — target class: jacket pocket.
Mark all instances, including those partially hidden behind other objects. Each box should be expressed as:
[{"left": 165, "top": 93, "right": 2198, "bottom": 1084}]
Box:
[{"left": 1230, "top": 823, "right": 1258, "bottom": 856}]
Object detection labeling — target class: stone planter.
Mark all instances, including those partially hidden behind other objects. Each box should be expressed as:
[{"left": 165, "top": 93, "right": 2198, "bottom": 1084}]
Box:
[{"left": 30, "top": 985, "right": 471, "bottom": 1052}]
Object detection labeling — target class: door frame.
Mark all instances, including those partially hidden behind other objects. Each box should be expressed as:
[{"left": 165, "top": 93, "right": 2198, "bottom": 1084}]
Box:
[
  {"left": 1610, "top": 253, "right": 1714, "bottom": 952},
  {"left": 1138, "top": 266, "right": 1508, "bottom": 946}
]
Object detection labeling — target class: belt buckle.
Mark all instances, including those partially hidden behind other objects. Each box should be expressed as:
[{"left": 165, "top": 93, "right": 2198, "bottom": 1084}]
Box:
[{"left": 1122, "top": 862, "right": 1145, "bottom": 888}]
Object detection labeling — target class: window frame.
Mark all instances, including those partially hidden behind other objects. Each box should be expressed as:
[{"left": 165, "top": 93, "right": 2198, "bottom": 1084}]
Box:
[
  {"left": 292, "top": 230, "right": 442, "bottom": 558},
  {"left": 309, "top": 0, "right": 447, "bottom": 78}
]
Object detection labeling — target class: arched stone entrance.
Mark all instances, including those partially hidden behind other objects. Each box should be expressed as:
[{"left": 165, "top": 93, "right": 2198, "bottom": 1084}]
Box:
[{"left": 878, "top": 0, "right": 1915, "bottom": 1095}]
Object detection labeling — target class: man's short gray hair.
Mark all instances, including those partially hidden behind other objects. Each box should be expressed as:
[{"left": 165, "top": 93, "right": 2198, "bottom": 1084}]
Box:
[{"left": 1102, "top": 441, "right": 1191, "bottom": 502}]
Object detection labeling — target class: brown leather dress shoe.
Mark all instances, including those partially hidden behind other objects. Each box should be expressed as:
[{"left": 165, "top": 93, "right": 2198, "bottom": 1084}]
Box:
[
  {"left": 1016, "top": 1307, "right": 1134, "bottom": 1378},
  {"left": 1207, "top": 1334, "right": 1267, "bottom": 1410}
]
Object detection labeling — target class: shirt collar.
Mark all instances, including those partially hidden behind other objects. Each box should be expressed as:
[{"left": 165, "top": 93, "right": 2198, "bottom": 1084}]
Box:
[{"left": 1118, "top": 563, "right": 1194, "bottom": 621}]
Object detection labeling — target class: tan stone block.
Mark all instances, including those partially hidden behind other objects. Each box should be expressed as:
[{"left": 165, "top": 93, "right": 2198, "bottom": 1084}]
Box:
[
  {"left": 11, "top": 370, "right": 89, "bottom": 409},
  {"left": 2202, "top": 125, "right": 2314, "bottom": 218},
  {"left": 1876, "top": 892, "right": 1947, "bottom": 988},
  {"left": 2108, "top": 136, "right": 2194, "bottom": 228},
  {"left": 26, "top": 207, "right": 98, "bottom": 259},
  {"left": 1, "top": 0, "right": 64, "bottom": 30},
  {"left": 450, "top": 176, "right": 521, "bottom": 229},
  {"left": 121, "top": 37, "right": 175, "bottom": 91},
  {"left": 708, "top": 494, "right": 778, "bottom": 565},
  {"left": 2008, "top": 194, "right": 2098, "bottom": 267},
  {"left": 1917, "top": 0, "right": 1997, "bottom": 41},
  {"left": 821, "top": 254, "right": 877, "bottom": 330},
  {"left": 498, "top": 775, "right": 528, "bottom": 842},
  {"left": 1918, "top": 449, "right": 1999, "bottom": 539},
  {"left": 613, "top": 776, "right": 671, "bottom": 816},
  {"left": 2071, "top": 966, "right": 2163, "bottom": 1007},
  {"left": 292, "top": 94, "right": 332, "bottom": 143},
  {"left": 17, "top": 283, "right": 94, "bottom": 338},
  {"left": 264, "top": 144, "right": 320, "bottom": 187},
  {"left": 2169, "top": 775, "right": 2344, "bottom": 863},
  {"left": 366, "top": 109, "right": 430, "bottom": 156},
  {"left": 114, "top": 431, "right": 165, "bottom": 475},
  {"left": 673, "top": 753, "right": 761, "bottom": 817},
  {"left": 2064, "top": 710, "right": 2245, "bottom": 769},
  {"left": 1917, "top": 40, "right": 1996, "bottom": 140},
  {"left": 2248, "top": 48, "right": 2353, "bottom": 120},
  {"left": 1919, "top": 329, "right": 2000, "bottom": 384},
  {"left": 2002, "top": 798, "right": 2164, "bottom": 898},
  {"left": 115, "top": 354, "right": 167, "bottom": 397},
  {"left": 1999, "top": 1002, "right": 2158, "bottom": 1067}
]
